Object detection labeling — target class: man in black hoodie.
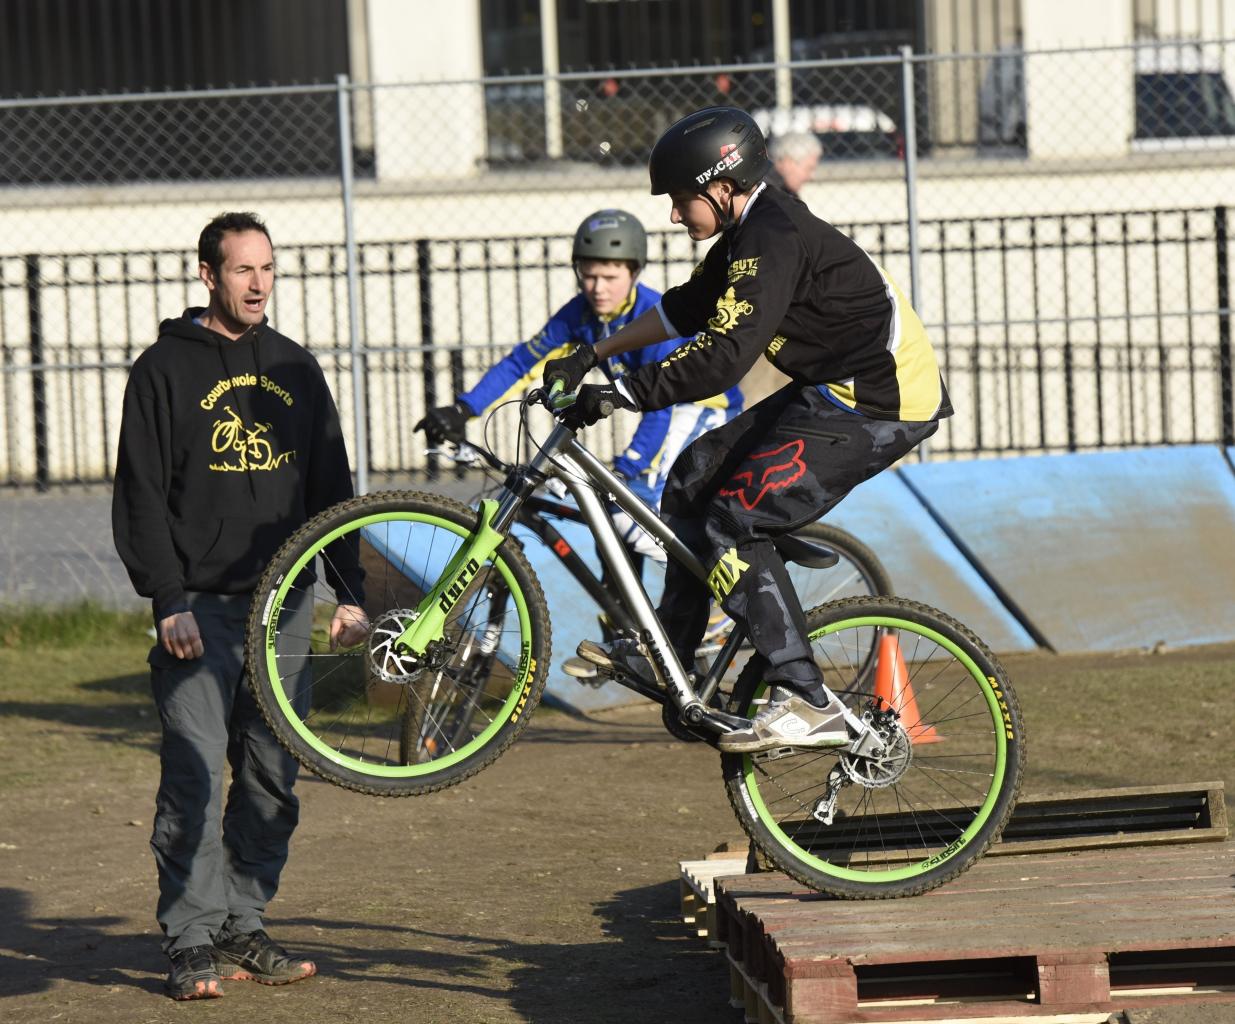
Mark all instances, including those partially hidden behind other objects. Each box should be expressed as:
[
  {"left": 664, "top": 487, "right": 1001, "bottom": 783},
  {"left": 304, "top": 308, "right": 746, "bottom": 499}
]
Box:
[{"left": 112, "top": 212, "right": 367, "bottom": 1000}]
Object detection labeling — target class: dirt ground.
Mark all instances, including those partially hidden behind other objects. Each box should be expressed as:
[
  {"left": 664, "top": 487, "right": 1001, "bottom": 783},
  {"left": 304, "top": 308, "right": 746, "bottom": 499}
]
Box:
[{"left": 1, "top": 640, "right": 1234, "bottom": 1024}]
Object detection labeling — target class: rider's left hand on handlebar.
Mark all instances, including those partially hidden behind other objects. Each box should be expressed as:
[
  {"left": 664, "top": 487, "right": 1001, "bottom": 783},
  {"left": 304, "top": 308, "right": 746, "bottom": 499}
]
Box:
[
  {"left": 559, "top": 383, "right": 636, "bottom": 430},
  {"left": 542, "top": 344, "right": 598, "bottom": 393}
]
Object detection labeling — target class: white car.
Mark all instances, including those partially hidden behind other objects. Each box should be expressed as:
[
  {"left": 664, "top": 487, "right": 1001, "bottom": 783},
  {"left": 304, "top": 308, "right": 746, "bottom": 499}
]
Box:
[{"left": 751, "top": 103, "right": 900, "bottom": 159}]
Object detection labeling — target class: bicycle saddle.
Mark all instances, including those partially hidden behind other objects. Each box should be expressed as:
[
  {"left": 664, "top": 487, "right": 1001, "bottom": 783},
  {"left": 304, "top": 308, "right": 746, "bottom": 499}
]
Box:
[{"left": 774, "top": 534, "right": 839, "bottom": 569}]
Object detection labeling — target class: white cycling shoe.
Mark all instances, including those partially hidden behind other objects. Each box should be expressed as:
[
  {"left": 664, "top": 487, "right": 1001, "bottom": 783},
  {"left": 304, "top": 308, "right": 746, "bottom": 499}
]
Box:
[{"left": 717, "top": 695, "right": 850, "bottom": 754}]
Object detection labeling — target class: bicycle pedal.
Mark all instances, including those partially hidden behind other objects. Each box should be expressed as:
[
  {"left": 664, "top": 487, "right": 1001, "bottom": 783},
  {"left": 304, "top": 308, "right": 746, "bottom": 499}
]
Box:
[
  {"left": 561, "top": 656, "right": 602, "bottom": 684},
  {"left": 750, "top": 745, "right": 804, "bottom": 764},
  {"left": 574, "top": 639, "right": 611, "bottom": 668}
]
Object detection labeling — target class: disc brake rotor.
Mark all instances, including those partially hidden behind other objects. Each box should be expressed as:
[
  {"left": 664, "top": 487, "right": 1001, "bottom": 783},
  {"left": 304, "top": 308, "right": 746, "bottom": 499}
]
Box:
[
  {"left": 369, "top": 608, "right": 423, "bottom": 683},
  {"left": 841, "top": 710, "right": 913, "bottom": 787}
]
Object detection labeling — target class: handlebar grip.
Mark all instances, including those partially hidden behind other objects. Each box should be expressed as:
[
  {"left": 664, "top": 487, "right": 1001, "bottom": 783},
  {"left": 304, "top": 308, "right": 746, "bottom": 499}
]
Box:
[{"left": 548, "top": 378, "right": 565, "bottom": 397}]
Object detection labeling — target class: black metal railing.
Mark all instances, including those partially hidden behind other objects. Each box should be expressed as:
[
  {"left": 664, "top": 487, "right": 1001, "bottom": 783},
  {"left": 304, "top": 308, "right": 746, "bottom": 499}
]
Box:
[{"left": 2, "top": 205, "right": 1232, "bottom": 487}]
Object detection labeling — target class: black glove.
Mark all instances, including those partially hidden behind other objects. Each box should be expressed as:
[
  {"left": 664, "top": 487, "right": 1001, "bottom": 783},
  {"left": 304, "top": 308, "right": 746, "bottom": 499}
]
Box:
[
  {"left": 560, "top": 383, "right": 636, "bottom": 431},
  {"left": 414, "top": 401, "right": 472, "bottom": 443},
  {"left": 542, "top": 344, "right": 598, "bottom": 393}
]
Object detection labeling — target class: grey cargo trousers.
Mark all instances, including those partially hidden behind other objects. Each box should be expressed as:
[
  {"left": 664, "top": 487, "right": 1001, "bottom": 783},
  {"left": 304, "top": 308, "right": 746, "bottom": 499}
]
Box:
[{"left": 147, "top": 589, "right": 311, "bottom": 953}]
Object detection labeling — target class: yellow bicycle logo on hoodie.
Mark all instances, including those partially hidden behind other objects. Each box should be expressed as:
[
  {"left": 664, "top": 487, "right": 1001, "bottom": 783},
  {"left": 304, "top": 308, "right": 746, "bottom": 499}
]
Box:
[{"left": 209, "top": 405, "right": 294, "bottom": 472}]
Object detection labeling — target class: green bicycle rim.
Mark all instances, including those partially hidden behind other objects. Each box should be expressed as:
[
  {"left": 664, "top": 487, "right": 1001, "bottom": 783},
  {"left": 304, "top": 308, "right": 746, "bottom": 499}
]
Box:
[
  {"left": 264, "top": 510, "right": 533, "bottom": 777},
  {"left": 741, "top": 614, "right": 1009, "bottom": 884}
]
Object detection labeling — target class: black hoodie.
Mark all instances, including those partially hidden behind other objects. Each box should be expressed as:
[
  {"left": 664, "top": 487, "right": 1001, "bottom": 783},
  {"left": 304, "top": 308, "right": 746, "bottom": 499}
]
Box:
[
  {"left": 623, "top": 184, "right": 951, "bottom": 422},
  {"left": 112, "top": 308, "right": 363, "bottom": 621}
]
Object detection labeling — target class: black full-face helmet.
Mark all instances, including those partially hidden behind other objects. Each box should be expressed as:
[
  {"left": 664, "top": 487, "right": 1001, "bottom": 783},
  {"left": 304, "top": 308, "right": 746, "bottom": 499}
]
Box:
[
  {"left": 648, "top": 106, "right": 770, "bottom": 197},
  {"left": 571, "top": 209, "right": 647, "bottom": 268}
]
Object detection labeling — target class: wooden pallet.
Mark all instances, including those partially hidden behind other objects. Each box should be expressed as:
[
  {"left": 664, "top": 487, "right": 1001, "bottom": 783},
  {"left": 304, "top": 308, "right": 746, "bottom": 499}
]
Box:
[
  {"left": 716, "top": 842, "right": 1235, "bottom": 1023},
  {"left": 987, "top": 781, "right": 1227, "bottom": 855},
  {"left": 680, "top": 853, "right": 749, "bottom": 946},
  {"left": 679, "top": 782, "right": 1231, "bottom": 1023}
]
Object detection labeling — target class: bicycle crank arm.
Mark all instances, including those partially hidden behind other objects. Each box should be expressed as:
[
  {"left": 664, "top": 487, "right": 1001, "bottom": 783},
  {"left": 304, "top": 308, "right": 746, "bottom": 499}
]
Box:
[
  {"left": 685, "top": 706, "right": 755, "bottom": 735},
  {"left": 598, "top": 668, "right": 671, "bottom": 706},
  {"left": 395, "top": 499, "right": 505, "bottom": 657}
]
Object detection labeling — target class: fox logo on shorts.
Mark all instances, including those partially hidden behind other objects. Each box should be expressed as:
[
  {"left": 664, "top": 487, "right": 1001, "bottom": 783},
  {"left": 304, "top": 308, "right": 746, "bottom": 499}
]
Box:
[
  {"left": 718, "top": 439, "right": 807, "bottom": 510},
  {"left": 707, "top": 548, "right": 750, "bottom": 602}
]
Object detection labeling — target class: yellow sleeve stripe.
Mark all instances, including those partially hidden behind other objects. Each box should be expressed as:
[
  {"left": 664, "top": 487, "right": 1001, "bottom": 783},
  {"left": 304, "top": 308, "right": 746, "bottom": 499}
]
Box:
[{"left": 821, "top": 379, "right": 859, "bottom": 409}]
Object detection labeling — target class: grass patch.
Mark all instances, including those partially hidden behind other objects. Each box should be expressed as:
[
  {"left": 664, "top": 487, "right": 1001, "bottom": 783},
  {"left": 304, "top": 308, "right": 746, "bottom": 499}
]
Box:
[{"left": 0, "top": 600, "right": 150, "bottom": 649}]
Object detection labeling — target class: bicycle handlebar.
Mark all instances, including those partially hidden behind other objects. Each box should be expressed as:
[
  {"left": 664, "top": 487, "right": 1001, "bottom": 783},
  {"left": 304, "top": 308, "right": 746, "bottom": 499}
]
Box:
[
  {"left": 427, "top": 383, "right": 586, "bottom": 473},
  {"left": 537, "top": 380, "right": 608, "bottom": 417}
]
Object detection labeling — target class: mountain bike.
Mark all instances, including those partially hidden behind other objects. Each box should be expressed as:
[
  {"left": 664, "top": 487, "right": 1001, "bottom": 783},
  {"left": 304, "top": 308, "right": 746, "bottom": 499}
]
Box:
[{"left": 245, "top": 386, "right": 1024, "bottom": 898}]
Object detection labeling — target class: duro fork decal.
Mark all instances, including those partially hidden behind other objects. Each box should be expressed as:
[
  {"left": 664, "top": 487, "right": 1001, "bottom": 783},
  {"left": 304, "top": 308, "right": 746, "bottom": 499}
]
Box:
[{"left": 395, "top": 499, "right": 505, "bottom": 656}]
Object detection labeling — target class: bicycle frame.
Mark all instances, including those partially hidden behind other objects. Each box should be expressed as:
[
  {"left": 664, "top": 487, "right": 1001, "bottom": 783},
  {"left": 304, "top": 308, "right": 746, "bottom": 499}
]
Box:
[
  {"left": 513, "top": 494, "right": 640, "bottom": 636},
  {"left": 403, "top": 416, "right": 884, "bottom": 747}
]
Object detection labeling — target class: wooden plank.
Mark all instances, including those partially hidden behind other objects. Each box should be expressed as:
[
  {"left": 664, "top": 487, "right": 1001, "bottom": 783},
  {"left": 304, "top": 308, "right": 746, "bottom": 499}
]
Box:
[
  {"left": 782, "top": 957, "right": 859, "bottom": 1024},
  {"left": 678, "top": 856, "right": 750, "bottom": 945},
  {"left": 719, "top": 841, "right": 1235, "bottom": 904},
  {"left": 763, "top": 782, "right": 1229, "bottom": 867}
]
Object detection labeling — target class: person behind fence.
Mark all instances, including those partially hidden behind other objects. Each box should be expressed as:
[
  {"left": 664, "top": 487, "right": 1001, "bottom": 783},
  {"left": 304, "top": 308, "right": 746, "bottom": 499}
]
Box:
[
  {"left": 542, "top": 107, "right": 951, "bottom": 754},
  {"left": 414, "top": 208, "right": 744, "bottom": 668},
  {"left": 764, "top": 130, "right": 823, "bottom": 197},
  {"left": 111, "top": 211, "right": 369, "bottom": 1001}
]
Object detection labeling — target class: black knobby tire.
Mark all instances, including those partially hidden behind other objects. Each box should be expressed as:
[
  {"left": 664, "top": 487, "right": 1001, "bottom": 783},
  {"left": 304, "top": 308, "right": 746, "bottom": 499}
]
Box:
[
  {"left": 245, "top": 490, "right": 551, "bottom": 797},
  {"left": 722, "top": 595, "right": 1024, "bottom": 899}
]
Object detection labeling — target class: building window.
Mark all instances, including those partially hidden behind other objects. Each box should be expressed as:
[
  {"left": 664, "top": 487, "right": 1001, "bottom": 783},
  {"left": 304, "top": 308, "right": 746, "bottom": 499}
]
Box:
[
  {"left": 1134, "top": 45, "right": 1235, "bottom": 146},
  {"left": 0, "top": 0, "right": 352, "bottom": 185}
]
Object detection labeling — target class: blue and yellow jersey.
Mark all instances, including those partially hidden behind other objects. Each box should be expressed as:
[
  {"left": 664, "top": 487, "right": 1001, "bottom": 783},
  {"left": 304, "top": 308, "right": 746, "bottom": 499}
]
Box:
[{"left": 457, "top": 282, "right": 744, "bottom": 482}]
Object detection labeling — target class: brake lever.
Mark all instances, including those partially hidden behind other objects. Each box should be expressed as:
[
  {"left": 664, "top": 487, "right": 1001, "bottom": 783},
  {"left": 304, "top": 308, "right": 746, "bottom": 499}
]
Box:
[
  {"left": 425, "top": 444, "right": 482, "bottom": 466},
  {"left": 532, "top": 381, "right": 579, "bottom": 415}
]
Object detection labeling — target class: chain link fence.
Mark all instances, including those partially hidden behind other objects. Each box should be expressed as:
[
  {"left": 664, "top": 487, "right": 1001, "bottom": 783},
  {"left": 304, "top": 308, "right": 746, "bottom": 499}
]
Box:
[{"left": 3, "top": 40, "right": 1235, "bottom": 602}]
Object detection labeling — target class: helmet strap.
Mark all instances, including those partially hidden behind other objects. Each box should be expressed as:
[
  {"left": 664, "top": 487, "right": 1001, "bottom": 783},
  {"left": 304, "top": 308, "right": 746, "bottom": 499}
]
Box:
[{"left": 701, "top": 181, "right": 738, "bottom": 232}]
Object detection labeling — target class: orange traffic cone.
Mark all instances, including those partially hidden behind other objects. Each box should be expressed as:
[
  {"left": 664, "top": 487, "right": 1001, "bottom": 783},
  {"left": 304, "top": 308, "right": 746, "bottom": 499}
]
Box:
[{"left": 874, "top": 630, "right": 941, "bottom": 744}]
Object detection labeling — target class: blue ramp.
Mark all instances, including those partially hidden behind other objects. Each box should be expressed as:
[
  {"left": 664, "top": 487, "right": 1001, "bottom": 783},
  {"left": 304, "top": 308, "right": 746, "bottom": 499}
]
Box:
[
  {"left": 820, "top": 471, "right": 1036, "bottom": 653},
  {"left": 901, "top": 446, "right": 1235, "bottom": 653}
]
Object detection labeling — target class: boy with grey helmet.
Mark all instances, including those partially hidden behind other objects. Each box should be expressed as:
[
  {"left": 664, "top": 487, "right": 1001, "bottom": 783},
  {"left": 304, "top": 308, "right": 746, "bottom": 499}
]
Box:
[
  {"left": 416, "top": 208, "right": 658, "bottom": 444},
  {"left": 570, "top": 208, "right": 647, "bottom": 267}
]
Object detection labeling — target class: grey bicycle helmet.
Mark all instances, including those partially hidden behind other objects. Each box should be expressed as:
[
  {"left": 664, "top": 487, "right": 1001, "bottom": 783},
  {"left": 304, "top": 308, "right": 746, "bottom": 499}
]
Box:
[
  {"left": 649, "top": 106, "right": 769, "bottom": 196},
  {"left": 572, "top": 209, "right": 647, "bottom": 268}
]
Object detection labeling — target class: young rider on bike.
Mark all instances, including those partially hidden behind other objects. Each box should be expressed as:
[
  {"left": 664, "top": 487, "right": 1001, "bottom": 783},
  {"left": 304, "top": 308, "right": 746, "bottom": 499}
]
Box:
[
  {"left": 415, "top": 210, "right": 744, "bottom": 665},
  {"left": 542, "top": 107, "right": 951, "bottom": 754}
]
